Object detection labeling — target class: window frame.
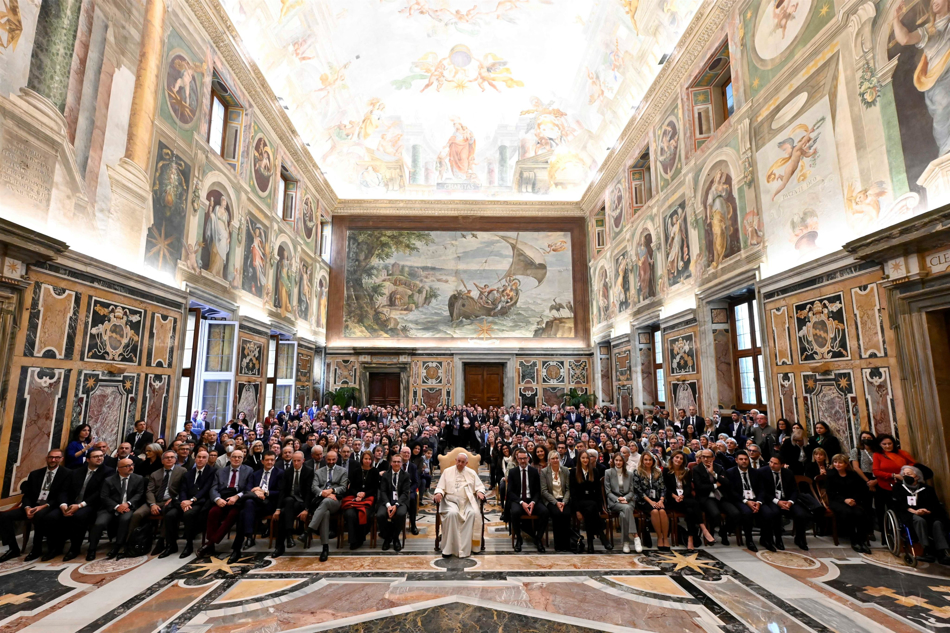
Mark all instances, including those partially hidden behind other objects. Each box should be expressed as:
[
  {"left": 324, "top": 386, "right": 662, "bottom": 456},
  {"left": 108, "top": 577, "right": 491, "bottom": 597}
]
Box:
[
  {"left": 206, "top": 73, "right": 244, "bottom": 170},
  {"left": 280, "top": 167, "right": 297, "bottom": 222},
  {"left": 729, "top": 298, "right": 767, "bottom": 411},
  {"left": 194, "top": 319, "right": 239, "bottom": 429},
  {"left": 652, "top": 327, "right": 665, "bottom": 407},
  {"left": 175, "top": 307, "right": 203, "bottom": 432}
]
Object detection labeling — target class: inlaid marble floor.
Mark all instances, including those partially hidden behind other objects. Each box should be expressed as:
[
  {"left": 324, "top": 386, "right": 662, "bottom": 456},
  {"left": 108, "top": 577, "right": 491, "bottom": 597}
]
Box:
[{"left": 1, "top": 479, "right": 948, "bottom": 632}]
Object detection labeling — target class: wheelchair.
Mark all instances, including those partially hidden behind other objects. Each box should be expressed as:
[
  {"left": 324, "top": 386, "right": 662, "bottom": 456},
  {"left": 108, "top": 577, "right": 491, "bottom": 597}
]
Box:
[{"left": 883, "top": 508, "right": 922, "bottom": 567}]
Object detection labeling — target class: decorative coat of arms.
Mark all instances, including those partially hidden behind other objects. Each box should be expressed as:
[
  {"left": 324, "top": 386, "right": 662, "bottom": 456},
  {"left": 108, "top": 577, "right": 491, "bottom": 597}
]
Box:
[
  {"left": 795, "top": 294, "right": 850, "bottom": 362},
  {"left": 85, "top": 300, "right": 144, "bottom": 363}
]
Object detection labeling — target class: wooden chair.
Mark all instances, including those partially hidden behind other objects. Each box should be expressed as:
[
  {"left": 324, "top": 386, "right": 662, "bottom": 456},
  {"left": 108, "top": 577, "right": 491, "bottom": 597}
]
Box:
[
  {"left": 502, "top": 482, "right": 548, "bottom": 549},
  {"left": 796, "top": 475, "right": 839, "bottom": 546}
]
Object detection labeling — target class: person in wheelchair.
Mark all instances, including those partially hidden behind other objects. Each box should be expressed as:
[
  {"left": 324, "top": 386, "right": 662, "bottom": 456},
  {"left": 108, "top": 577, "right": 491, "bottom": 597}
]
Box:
[{"left": 891, "top": 466, "right": 950, "bottom": 565}]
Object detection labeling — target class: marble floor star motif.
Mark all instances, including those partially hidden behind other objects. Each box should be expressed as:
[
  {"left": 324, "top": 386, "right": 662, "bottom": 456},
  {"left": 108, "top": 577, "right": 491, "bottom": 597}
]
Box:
[
  {"left": 186, "top": 555, "right": 254, "bottom": 578},
  {"left": 654, "top": 551, "right": 719, "bottom": 574}
]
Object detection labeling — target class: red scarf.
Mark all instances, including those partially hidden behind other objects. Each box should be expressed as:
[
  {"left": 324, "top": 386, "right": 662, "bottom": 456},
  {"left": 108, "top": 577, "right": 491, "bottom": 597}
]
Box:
[{"left": 341, "top": 496, "right": 375, "bottom": 525}]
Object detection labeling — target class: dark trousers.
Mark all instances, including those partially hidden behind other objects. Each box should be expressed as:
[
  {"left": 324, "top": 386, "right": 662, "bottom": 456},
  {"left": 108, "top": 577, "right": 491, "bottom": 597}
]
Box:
[
  {"left": 164, "top": 501, "right": 204, "bottom": 542},
  {"left": 206, "top": 503, "right": 244, "bottom": 550},
  {"left": 45, "top": 506, "right": 96, "bottom": 552},
  {"left": 90, "top": 509, "right": 135, "bottom": 550},
  {"left": 697, "top": 497, "right": 723, "bottom": 534},
  {"left": 547, "top": 501, "right": 572, "bottom": 551},
  {"left": 509, "top": 500, "right": 549, "bottom": 539},
  {"left": 276, "top": 497, "right": 306, "bottom": 539},
  {"left": 375, "top": 504, "right": 407, "bottom": 541},
  {"left": 573, "top": 500, "right": 603, "bottom": 540},
  {"left": 830, "top": 501, "right": 870, "bottom": 544},
  {"left": 762, "top": 501, "right": 809, "bottom": 541},
  {"left": 721, "top": 500, "right": 757, "bottom": 543},
  {"left": 344, "top": 507, "right": 371, "bottom": 545},
  {"left": 408, "top": 492, "right": 418, "bottom": 530},
  {"left": 242, "top": 496, "right": 278, "bottom": 537},
  {"left": 0, "top": 506, "right": 54, "bottom": 551},
  {"left": 666, "top": 498, "right": 701, "bottom": 541}
]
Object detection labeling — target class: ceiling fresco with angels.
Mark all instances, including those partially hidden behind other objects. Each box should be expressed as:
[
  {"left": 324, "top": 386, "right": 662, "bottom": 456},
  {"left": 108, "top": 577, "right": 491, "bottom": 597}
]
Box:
[{"left": 220, "top": 0, "right": 702, "bottom": 200}]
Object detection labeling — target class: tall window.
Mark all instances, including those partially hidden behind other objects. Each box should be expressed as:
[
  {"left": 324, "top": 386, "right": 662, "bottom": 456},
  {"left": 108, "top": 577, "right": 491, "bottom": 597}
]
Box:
[
  {"left": 688, "top": 41, "right": 732, "bottom": 150},
  {"left": 279, "top": 167, "right": 297, "bottom": 221},
  {"left": 195, "top": 320, "right": 238, "bottom": 428},
  {"left": 730, "top": 298, "right": 767, "bottom": 409},
  {"left": 653, "top": 328, "right": 665, "bottom": 405},
  {"left": 628, "top": 149, "right": 653, "bottom": 215},
  {"left": 176, "top": 307, "right": 202, "bottom": 431},
  {"left": 267, "top": 336, "right": 297, "bottom": 411},
  {"left": 207, "top": 73, "right": 243, "bottom": 169},
  {"left": 721, "top": 75, "right": 735, "bottom": 120},
  {"left": 320, "top": 221, "right": 331, "bottom": 262}
]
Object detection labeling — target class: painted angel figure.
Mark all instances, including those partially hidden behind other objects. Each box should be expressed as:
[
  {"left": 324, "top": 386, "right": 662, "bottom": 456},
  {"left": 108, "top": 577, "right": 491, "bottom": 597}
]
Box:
[
  {"left": 766, "top": 117, "right": 824, "bottom": 201},
  {"left": 313, "top": 62, "right": 351, "bottom": 103},
  {"left": 845, "top": 181, "right": 887, "bottom": 225},
  {"left": 476, "top": 54, "right": 523, "bottom": 91},
  {"left": 587, "top": 68, "right": 605, "bottom": 104}
]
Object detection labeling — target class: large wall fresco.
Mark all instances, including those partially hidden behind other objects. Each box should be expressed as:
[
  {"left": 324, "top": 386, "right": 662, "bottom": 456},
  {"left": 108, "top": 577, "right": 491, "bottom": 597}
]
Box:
[
  {"left": 341, "top": 230, "right": 578, "bottom": 341},
  {"left": 218, "top": 0, "right": 702, "bottom": 200}
]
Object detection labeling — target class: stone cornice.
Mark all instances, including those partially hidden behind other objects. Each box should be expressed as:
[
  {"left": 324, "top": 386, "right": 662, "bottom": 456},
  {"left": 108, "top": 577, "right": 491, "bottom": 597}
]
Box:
[
  {"left": 844, "top": 203, "right": 950, "bottom": 262},
  {"left": 578, "top": 0, "right": 737, "bottom": 213},
  {"left": 184, "top": 0, "right": 339, "bottom": 211},
  {"left": 333, "top": 199, "right": 584, "bottom": 217}
]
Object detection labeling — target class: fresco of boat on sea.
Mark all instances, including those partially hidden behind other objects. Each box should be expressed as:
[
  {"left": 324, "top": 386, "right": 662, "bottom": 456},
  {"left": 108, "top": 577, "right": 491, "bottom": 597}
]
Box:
[{"left": 343, "top": 231, "right": 575, "bottom": 339}]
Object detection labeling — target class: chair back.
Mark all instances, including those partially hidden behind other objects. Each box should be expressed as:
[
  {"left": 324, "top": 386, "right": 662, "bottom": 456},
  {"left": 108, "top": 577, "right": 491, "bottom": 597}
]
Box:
[{"left": 438, "top": 447, "right": 481, "bottom": 472}]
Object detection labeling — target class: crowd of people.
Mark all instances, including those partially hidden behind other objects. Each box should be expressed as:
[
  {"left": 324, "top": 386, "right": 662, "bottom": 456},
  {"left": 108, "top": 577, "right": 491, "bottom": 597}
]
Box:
[{"left": 1, "top": 400, "right": 946, "bottom": 566}]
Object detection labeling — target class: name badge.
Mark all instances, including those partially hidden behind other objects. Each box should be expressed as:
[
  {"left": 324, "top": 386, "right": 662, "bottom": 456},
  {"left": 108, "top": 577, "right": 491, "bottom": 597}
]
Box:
[
  {"left": 743, "top": 490, "right": 755, "bottom": 500},
  {"left": 908, "top": 495, "right": 917, "bottom": 507},
  {"left": 649, "top": 490, "right": 657, "bottom": 499},
  {"left": 393, "top": 490, "right": 398, "bottom": 501},
  {"left": 676, "top": 488, "right": 684, "bottom": 496}
]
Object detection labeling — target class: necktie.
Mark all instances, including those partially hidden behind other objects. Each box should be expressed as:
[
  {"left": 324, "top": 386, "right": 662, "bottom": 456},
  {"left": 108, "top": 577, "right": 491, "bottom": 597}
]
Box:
[
  {"left": 160, "top": 470, "right": 171, "bottom": 499},
  {"left": 293, "top": 470, "right": 300, "bottom": 495},
  {"left": 229, "top": 469, "right": 237, "bottom": 488},
  {"left": 135, "top": 432, "right": 142, "bottom": 445},
  {"left": 521, "top": 468, "right": 528, "bottom": 502},
  {"left": 742, "top": 472, "right": 750, "bottom": 490},
  {"left": 42, "top": 470, "right": 53, "bottom": 493},
  {"left": 120, "top": 477, "right": 128, "bottom": 504},
  {"left": 262, "top": 471, "right": 270, "bottom": 492},
  {"left": 773, "top": 471, "right": 781, "bottom": 496},
  {"left": 78, "top": 470, "right": 93, "bottom": 502},
  {"left": 195, "top": 469, "right": 201, "bottom": 484}
]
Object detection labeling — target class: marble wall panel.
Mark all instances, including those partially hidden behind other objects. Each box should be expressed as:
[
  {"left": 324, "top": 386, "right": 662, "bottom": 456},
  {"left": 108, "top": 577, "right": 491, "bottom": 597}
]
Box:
[
  {"left": 670, "top": 380, "right": 699, "bottom": 412},
  {"left": 778, "top": 372, "right": 798, "bottom": 425},
  {"left": 794, "top": 293, "right": 850, "bottom": 363},
  {"left": 5, "top": 367, "right": 71, "bottom": 498},
  {"left": 802, "top": 370, "right": 857, "bottom": 449},
  {"left": 851, "top": 284, "right": 887, "bottom": 359},
  {"left": 75, "top": 371, "right": 138, "bottom": 449},
  {"left": 713, "top": 329, "right": 735, "bottom": 409},
  {"left": 237, "top": 338, "right": 263, "bottom": 377},
  {"left": 146, "top": 313, "right": 177, "bottom": 368},
  {"left": 862, "top": 367, "right": 898, "bottom": 439},
  {"left": 23, "top": 283, "right": 81, "bottom": 360},
  {"left": 770, "top": 306, "right": 793, "bottom": 366},
  {"left": 142, "top": 374, "right": 169, "bottom": 438},
  {"left": 235, "top": 381, "right": 261, "bottom": 424},
  {"left": 668, "top": 332, "right": 697, "bottom": 376}
]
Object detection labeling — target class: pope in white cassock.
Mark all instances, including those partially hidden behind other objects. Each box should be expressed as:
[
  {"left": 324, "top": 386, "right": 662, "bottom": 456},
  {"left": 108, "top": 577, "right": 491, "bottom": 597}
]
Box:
[{"left": 434, "top": 452, "right": 486, "bottom": 558}]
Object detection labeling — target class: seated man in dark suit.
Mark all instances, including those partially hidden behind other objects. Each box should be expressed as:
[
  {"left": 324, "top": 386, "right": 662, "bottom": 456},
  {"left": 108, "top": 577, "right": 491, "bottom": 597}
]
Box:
[
  {"left": 47, "top": 449, "right": 113, "bottom": 561},
  {"left": 88, "top": 458, "right": 146, "bottom": 560},
  {"left": 376, "top": 454, "right": 410, "bottom": 551},
  {"left": 130, "top": 450, "right": 187, "bottom": 555},
  {"left": 506, "top": 447, "right": 548, "bottom": 552},
  {"left": 0, "top": 449, "right": 68, "bottom": 562},
  {"left": 272, "top": 451, "right": 313, "bottom": 557},
  {"left": 162, "top": 448, "right": 215, "bottom": 558},
  {"left": 199, "top": 449, "right": 254, "bottom": 563},
  {"left": 758, "top": 455, "right": 811, "bottom": 551},
  {"left": 125, "top": 420, "right": 154, "bottom": 457},
  {"left": 241, "top": 451, "right": 282, "bottom": 549},
  {"left": 398, "top": 446, "right": 420, "bottom": 535},
  {"left": 723, "top": 451, "right": 767, "bottom": 553}
]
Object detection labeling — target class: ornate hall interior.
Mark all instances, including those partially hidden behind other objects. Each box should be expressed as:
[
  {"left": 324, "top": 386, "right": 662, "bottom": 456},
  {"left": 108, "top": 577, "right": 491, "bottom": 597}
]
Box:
[{"left": 4, "top": 0, "right": 950, "bottom": 632}]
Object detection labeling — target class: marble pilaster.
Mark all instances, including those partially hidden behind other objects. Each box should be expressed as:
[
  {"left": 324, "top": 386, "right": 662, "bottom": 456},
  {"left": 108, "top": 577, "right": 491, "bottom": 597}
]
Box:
[{"left": 26, "top": 0, "right": 85, "bottom": 113}]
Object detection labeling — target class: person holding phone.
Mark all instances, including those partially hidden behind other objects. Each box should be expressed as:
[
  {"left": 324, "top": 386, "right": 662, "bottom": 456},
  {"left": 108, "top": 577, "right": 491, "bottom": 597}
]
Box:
[{"left": 65, "top": 425, "right": 94, "bottom": 469}]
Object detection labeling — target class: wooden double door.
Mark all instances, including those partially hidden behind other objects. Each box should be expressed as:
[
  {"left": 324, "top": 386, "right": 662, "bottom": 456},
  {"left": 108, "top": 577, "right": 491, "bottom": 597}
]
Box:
[
  {"left": 367, "top": 372, "right": 401, "bottom": 407},
  {"left": 464, "top": 363, "right": 504, "bottom": 409}
]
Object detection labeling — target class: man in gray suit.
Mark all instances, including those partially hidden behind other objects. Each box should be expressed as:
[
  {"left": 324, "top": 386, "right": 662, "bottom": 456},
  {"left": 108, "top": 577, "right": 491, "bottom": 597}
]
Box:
[
  {"left": 130, "top": 450, "right": 187, "bottom": 555},
  {"left": 88, "top": 458, "right": 146, "bottom": 560},
  {"left": 309, "top": 449, "right": 348, "bottom": 561}
]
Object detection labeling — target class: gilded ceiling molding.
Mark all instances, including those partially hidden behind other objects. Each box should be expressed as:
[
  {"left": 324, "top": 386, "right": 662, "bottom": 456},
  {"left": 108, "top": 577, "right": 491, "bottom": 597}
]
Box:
[
  {"left": 578, "top": 0, "right": 736, "bottom": 214},
  {"left": 184, "top": 0, "right": 339, "bottom": 210},
  {"left": 334, "top": 199, "right": 584, "bottom": 217}
]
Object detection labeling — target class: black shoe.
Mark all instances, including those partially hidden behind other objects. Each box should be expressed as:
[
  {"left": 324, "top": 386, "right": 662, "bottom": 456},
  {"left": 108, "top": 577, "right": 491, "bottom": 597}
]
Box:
[
  {"left": 198, "top": 544, "right": 215, "bottom": 558},
  {"left": 272, "top": 546, "right": 285, "bottom": 558},
  {"left": 180, "top": 544, "right": 193, "bottom": 559},
  {"left": 775, "top": 538, "right": 785, "bottom": 551},
  {"left": 765, "top": 541, "right": 777, "bottom": 552},
  {"left": 24, "top": 550, "right": 41, "bottom": 562},
  {"left": 600, "top": 534, "right": 613, "bottom": 551},
  {"left": 227, "top": 550, "right": 242, "bottom": 565},
  {"left": 442, "top": 553, "right": 452, "bottom": 558},
  {"left": 159, "top": 546, "right": 178, "bottom": 559},
  {"left": 0, "top": 549, "right": 20, "bottom": 563},
  {"left": 319, "top": 546, "right": 329, "bottom": 562},
  {"left": 411, "top": 527, "right": 419, "bottom": 535},
  {"left": 151, "top": 540, "right": 165, "bottom": 556},
  {"left": 107, "top": 547, "right": 120, "bottom": 560},
  {"left": 382, "top": 539, "right": 392, "bottom": 551},
  {"left": 747, "top": 541, "right": 758, "bottom": 553},
  {"left": 117, "top": 550, "right": 129, "bottom": 560},
  {"left": 586, "top": 541, "right": 595, "bottom": 554},
  {"left": 938, "top": 554, "right": 950, "bottom": 566},
  {"left": 513, "top": 537, "right": 522, "bottom": 553},
  {"left": 62, "top": 549, "right": 79, "bottom": 562},
  {"left": 85, "top": 550, "right": 96, "bottom": 561},
  {"left": 720, "top": 534, "right": 729, "bottom": 546},
  {"left": 286, "top": 536, "right": 296, "bottom": 549},
  {"left": 919, "top": 554, "right": 937, "bottom": 563},
  {"left": 536, "top": 543, "right": 545, "bottom": 553},
  {"left": 41, "top": 552, "right": 57, "bottom": 562},
  {"left": 245, "top": 537, "right": 256, "bottom": 549},
  {"left": 795, "top": 537, "right": 809, "bottom": 551},
  {"left": 393, "top": 540, "right": 402, "bottom": 552},
  {"left": 349, "top": 540, "right": 362, "bottom": 551}
]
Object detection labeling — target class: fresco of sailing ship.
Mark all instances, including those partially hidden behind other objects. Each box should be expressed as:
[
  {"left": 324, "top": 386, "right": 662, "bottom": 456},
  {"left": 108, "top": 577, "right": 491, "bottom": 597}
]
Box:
[{"left": 343, "top": 230, "right": 575, "bottom": 338}]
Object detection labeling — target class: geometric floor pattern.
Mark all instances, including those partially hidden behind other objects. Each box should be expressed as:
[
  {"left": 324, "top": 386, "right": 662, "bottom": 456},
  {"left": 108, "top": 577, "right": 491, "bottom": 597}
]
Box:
[{"left": 2, "top": 471, "right": 948, "bottom": 633}]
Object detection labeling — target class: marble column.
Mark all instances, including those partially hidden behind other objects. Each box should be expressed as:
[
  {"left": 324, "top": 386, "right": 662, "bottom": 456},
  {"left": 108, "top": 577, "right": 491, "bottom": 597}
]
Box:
[
  {"left": 27, "top": 0, "right": 86, "bottom": 112},
  {"left": 73, "top": 8, "right": 109, "bottom": 175},
  {"left": 63, "top": 0, "right": 97, "bottom": 142},
  {"left": 124, "top": 0, "right": 166, "bottom": 170}
]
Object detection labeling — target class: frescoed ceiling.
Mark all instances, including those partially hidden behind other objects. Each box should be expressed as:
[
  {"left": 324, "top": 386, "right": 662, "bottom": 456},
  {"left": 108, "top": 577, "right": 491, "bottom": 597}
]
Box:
[{"left": 220, "top": 0, "right": 702, "bottom": 200}]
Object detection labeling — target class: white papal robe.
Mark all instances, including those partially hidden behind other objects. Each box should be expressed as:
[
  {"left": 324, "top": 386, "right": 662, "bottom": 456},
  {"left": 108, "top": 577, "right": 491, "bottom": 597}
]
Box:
[{"left": 435, "top": 465, "right": 485, "bottom": 558}]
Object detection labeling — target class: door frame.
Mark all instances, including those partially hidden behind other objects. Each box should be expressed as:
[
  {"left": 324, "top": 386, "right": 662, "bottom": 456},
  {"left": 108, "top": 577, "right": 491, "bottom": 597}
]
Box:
[
  {"left": 358, "top": 363, "right": 409, "bottom": 407},
  {"left": 366, "top": 371, "right": 402, "bottom": 407},
  {"left": 456, "top": 355, "right": 514, "bottom": 407}
]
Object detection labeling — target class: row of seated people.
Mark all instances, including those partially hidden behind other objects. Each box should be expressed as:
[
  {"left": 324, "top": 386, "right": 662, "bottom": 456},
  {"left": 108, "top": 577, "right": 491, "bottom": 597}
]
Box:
[
  {"left": 500, "top": 445, "right": 948, "bottom": 561},
  {"left": 0, "top": 445, "right": 422, "bottom": 565}
]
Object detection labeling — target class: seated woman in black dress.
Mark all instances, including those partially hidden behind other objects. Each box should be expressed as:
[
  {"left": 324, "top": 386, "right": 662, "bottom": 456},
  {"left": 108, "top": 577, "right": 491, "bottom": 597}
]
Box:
[
  {"left": 825, "top": 454, "right": 872, "bottom": 553},
  {"left": 341, "top": 451, "right": 380, "bottom": 550},
  {"left": 570, "top": 450, "right": 612, "bottom": 553}
]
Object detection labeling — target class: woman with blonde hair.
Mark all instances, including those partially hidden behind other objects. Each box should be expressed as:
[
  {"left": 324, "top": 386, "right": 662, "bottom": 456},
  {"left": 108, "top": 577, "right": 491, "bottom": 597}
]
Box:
[{"left": 634, "top": 452, "right": 670, "bottom": 550}]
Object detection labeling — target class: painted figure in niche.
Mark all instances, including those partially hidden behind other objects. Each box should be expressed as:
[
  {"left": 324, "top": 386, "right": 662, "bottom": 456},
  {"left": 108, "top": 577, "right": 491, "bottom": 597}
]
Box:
[
  {"left": 273, "top": 244, "right": 294, "bottom": 318},
  {"left": 253, "top": 136, "right": 274, "bottom": 194},
  {"left": 614, "top": 251, "right": 631, "bottom": 312},
  {"left": 200, "top": 190, "right": 232, "bottom": 279},
  {"left": 146, "top": 144, "right": 191, "bottom": 274},
  {"left": 242, "top": 217, "right": 268, "bottom": 297},
  {"left": 893, "top": 0, "right": 950, "bottom": 156},
  {"left": 703, "top": 168, "right": 740, "bottom": 268},
  {"left": 298, "top": 261, "right": 312, "bottom": 322},
  {"left": 440, "top": 118, "right": 477, "bottom": 181},
  {"left": 673, "top": 381, "right": 698, "bottom": 412},
  {"left": 665, "top": 206, "right": 690, "bottom": 283},
  {"left": 598, "top": 267, "right": 612, "bottom": 322},
  {"left": 316, "top": 276, "right": 328, "bottom": 329},
  {"left": 610, "top": 181, "right": 625, "bottom": 232},
  {"left": 765, "top": 117, "right": 824, "bottom": 201},
  {"left": 165, "top": 54, "right": 205, "bottom": 125},
  {"left": 301, "top": 197, "right": 316, "bottom": 241},
  {"left": 636, "top": 230, "right": 655, "bottom": 301}
]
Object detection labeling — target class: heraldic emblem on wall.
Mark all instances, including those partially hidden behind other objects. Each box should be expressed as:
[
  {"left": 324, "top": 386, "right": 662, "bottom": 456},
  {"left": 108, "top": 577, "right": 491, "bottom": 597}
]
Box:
[
  {"left": 85, "top": 299, "right": 144, "bottom": 364},
  {"left": 794, "top": 293, "right": 850, "bottom": 362}
]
